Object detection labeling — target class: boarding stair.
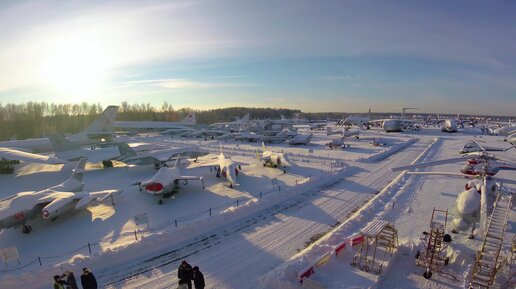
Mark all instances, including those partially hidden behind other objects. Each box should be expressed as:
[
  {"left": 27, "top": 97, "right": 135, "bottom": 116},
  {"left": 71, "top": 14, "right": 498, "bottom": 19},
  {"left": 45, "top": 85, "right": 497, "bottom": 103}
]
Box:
[
  {"left": 470, "top": 194, "right": 513, "bottom": 289},
  {"left": 501, "top": 236, "right": 516, "bottom": 289}
]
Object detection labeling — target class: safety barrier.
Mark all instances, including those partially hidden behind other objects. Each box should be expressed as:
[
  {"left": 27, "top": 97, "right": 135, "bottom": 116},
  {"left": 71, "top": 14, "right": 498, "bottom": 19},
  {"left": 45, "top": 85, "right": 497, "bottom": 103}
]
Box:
[{"left": 297, "top": 234, "right": 364, "bottom": 283}]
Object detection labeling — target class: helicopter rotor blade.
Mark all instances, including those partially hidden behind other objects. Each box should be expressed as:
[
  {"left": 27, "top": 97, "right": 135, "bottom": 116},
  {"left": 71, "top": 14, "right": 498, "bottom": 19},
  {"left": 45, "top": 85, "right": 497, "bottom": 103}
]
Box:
[{"left": 391, "top": 156, "right": 466, "bottom": 172}]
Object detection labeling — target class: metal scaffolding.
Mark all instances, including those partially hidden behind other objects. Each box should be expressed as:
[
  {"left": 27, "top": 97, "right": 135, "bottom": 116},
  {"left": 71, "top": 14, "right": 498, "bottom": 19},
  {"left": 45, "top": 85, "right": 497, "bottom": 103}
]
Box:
[{"left": 351, "top": 220, "right": 398, "bottom": 274}]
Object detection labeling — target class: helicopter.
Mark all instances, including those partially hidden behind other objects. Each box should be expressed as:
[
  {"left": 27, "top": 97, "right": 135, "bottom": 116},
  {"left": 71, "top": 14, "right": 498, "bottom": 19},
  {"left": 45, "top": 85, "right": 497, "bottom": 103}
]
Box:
[{"left": 391, "top": 141, "right": 516, "bottom": 236}]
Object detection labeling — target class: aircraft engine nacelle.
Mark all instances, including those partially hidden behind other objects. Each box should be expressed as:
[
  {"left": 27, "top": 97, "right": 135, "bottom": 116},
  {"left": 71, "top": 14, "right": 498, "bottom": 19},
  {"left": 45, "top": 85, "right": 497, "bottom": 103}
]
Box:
[
  {"left": 42, "top": 198, "right": 75, "bottom": 220},
  {"left": 271, "top": 155, "right": 281, "bottom": 167},
  {"left": 145, "top": 183, "right": 165, "bottom": 195}
]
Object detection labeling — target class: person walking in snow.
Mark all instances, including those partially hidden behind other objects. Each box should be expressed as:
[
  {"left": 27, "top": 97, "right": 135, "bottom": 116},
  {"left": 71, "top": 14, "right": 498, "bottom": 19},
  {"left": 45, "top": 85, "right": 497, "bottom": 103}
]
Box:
[
  {"left": 80, "top": 267, "right": 98, "bottom": 289},
  {"left": 53, "top": 275, "right": 71, "bottom": 289},
  {"left": 192, "top": 266, "right": 205, "bottom": 289},
  {"left": 178, "top": 260, "right": 193, "bottom": 289},
  {"left": 63, "top": 270, "right": 79, "bottom": 289},
  {"left": 177, "top": 278, "right": 188, "bottom": 289}
]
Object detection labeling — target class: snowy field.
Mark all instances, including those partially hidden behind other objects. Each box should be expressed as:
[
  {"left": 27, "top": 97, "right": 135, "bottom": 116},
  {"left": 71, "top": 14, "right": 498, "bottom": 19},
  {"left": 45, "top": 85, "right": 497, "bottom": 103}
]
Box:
[{"left": 0, "top": 127, "right": 514, "bottom": 289}]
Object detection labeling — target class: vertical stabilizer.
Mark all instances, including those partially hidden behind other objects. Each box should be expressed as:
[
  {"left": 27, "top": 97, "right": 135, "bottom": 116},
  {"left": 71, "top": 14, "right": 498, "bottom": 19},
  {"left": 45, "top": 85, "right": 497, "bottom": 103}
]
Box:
[
  {"left": 83, "top": 105, "right": 118, "bottom": 135},
  {"left": 49, "top": 134, "right": 81, "bottom": 152},
  {"left": 178, "top": 112, "right": 196, "bottom": 125}
]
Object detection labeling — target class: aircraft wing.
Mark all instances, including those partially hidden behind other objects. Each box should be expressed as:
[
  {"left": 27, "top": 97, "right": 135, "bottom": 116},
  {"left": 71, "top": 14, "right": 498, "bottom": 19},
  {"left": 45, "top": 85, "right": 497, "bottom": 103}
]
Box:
[
  {"left": 0, "top": 147, "right": 67, "bottom": 164},
  {"left": 75, "top": 189, "right": 121, "bottom": 210},
  {"left": 123, "top": 147, "right": 209, "bottom": 165}
]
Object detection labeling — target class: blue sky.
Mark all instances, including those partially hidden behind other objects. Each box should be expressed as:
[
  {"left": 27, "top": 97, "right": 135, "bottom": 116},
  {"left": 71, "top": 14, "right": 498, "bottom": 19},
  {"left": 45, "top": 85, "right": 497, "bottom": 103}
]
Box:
[{"left": 0, "top": 0, "right": 515, "bottom": 114}]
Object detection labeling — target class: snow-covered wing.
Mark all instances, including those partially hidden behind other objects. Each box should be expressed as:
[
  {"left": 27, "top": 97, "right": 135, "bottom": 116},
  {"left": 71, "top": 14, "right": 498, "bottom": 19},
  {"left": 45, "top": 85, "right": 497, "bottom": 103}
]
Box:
[
  {"left": 0, "top": 147, "right": 67, "bottom": 164},
  {"left": 75, "top": 189, "right": 121, "bottom": 210}
]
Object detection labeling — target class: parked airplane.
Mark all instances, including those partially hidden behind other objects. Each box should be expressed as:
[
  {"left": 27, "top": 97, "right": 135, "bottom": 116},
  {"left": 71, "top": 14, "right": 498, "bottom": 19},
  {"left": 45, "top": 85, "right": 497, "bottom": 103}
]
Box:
[
  {"left": 339, "top": 109, "right": 372, "bottom": 128},
  {"left": 195, "top": 149, "right": 240, "bottom": 188},
  {"left": 441, "top": 119, "right": 458, "bottom": 133},
  {"left": 0, "top": 159, "right": 120, "bottom": 233},
  {"left": 138, "top": 158, "right": 204, "bottom": 204},
  {"left": 257, "top": 142, "right": 291, "bottom": 169},
  {"left": 49, "top": 135, "right": 208, "bottom": 167},
  {"left": 0, "top": 106, "right": 118, "bottom": 153},
  {"left": 490, "top": 124, "right": 516, "bottom": 136},
  {"left": 50, "top": 135, "right": 122, "bottom": 164},
  {"left": 0, "top": 147, "right": 67, "bottom": 165},
  {"left": 114, "top": 113, "right": 196, "bottom": 132},
  {"left": 327, "top": 127, "right": 360, "bottom": 138},
  {"left": 288, "top": 133, "right": 313, "bottom": 146},
  {"left": 211, "top": 113, "right": 250, "bottom": 129}
]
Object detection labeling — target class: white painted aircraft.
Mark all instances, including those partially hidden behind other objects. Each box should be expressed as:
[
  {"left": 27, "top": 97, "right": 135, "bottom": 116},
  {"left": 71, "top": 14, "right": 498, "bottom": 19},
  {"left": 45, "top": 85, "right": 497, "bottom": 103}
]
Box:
[
  {"left": 49, "top": 135, "right": 208, "bottom": 167},
  {"left": 326, "top": 127, "right": 360, "bottom": 138},
  {"left": 490, "top": 124, "right": 516, "bottom": 136},
  {"left": 288, "top": 133, "right": 313, "bottom": 146},
  {"left": 0, "top": 147, "right": 67, "bottom": 165},
  {"left": 211, "top": 113, "right": 250, "bottom": 129},
  {"left": 114, "top": 113, "right": 196, "bottom": 132},
  {"left": 257, "top": 142, "right": 291, "bottom": 169},
  {"left": 0, "top": 159, "right": 120, "bottom": 233},
  {"left": 49, "top": 135, "right": 122, "bottom": 164},
  {"left": 195, "top": 149, "right": 240, "bottom": 188},
  {"left": 0, "top": 106, "right": 119, "bottom": 153},
  {"left": 138, "top": 158, "right": 204, "bottom": 204},
  {"left": 441, "top": 119, "right": 458, "bottom": 133},
  {"left": 339, "top": 109, "right": 372, "bottom": 128}
]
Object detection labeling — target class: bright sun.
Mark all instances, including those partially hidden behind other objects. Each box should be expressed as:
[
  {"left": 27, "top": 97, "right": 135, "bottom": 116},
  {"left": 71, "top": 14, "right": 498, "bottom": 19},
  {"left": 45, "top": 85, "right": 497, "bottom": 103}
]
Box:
[{"left": 43, "top": 37, "right": 109, "bottom": 100}]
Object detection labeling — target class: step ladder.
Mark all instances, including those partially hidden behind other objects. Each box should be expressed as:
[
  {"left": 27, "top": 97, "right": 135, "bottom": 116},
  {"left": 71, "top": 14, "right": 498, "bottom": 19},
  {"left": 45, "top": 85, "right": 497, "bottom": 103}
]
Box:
[
  {"left": 470, "top": 194, "right": 513, "bottom": 289},
  {"left": 416, "top": 208, "right": 450, "bottom": 278}
]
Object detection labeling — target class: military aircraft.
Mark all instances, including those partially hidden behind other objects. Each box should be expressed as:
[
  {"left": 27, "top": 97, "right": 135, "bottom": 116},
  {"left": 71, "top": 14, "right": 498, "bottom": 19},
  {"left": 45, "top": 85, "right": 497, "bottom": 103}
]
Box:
[
  {"left": 288, "top": 134, "right": 313, "bottom": 146},
  {"left": 257, "top": 142, "right": 291, "bottom": 169},
  {"left": 0, "top": 105, "right": 118, "bottom": 153},
  {"left": 138, "top": 158, "right": 204, "bottom": 204},
  {"left": 0, "top": 159, "right": 120, "bottom": 233}
]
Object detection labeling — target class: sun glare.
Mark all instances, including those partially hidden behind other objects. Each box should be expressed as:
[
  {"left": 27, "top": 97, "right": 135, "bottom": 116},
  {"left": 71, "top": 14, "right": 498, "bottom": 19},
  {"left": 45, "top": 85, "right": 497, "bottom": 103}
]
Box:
[{"left": 42, "top": 37, "right": 109, "bottom": 100}]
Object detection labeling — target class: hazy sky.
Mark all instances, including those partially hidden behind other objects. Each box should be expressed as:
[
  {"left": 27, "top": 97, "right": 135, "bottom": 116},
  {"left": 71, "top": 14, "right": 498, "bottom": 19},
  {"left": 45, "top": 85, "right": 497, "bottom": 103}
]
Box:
[{"left": 1, "top": 0, "right": 515, "bottom": 114}]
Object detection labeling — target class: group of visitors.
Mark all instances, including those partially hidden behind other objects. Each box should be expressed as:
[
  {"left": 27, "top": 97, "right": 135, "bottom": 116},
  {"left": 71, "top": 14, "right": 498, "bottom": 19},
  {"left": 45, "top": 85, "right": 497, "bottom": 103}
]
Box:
[
  {"left": 177, "top": 260, "right": 205, "bottom": 289},
  {"left": 52, "top": 268, "right": 97, "bottom": 289}
]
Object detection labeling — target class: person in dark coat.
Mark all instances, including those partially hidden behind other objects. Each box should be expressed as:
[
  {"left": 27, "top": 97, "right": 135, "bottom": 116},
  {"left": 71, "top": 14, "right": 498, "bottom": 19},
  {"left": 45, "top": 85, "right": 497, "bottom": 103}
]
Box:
[
  {"left": 63, "top": 271, "right": 79, "bottom": 289},
  {"left": 178, "top": 260, "right": 193, "bottom": 289},
  {"left": 80, "top": 267, "right": 98, "bottom": 289},
  {"left": 53, "top": 275, "right": 67, "bottom": 289},
  {"left": 192, "top": 266, "right": 205, "bottom": 289}
]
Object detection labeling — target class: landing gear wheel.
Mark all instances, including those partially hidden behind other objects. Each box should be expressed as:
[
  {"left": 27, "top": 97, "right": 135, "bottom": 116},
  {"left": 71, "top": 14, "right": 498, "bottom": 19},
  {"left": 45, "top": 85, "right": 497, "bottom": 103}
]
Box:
[
  {"left": 102, "top": 160, "right": 113, "bottom": 168},
  {"left": 415, "top": 250, "right": 420, "bottom": 259},
  {"left": 423, "top": 270, "right": 432, "bottom": 279},
  {"left": 158, "top": 199, "right": 163, "bottom": 205},
  {"left": 22, "top": 224, "right": 32, "bottom": 234},
  {"left": 444, "top": 257, "right": 450, "bottom": 265}
]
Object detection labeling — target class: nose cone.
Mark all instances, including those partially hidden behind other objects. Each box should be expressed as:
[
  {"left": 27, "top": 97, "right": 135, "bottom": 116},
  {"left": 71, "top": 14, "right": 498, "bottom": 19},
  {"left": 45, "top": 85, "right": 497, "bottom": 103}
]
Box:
[{"left": 145, "top": 183, "right": 164, "bottom": 195}]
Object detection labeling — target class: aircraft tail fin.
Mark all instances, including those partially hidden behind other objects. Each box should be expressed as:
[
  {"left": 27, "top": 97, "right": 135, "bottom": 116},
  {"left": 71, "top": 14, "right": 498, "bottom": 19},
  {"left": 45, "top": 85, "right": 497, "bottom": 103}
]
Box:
[
  {"left": 178, "top": 112, "right": 196, "bottom": 125},
  {"left": 117, "top": 143, "right": 137, "bottom": 159},
  {"left": 261, "top": 142, "right": 267, "bottom": 152},
  {"left": 71, "top": 158, "right": 87, "bottom": 182},
  {"left": 82, "top": 105, "right": 118, "bottom": 136},
  {"left": 239, "top": 113, "right": 250, "bottom": 123},
  {"left": 49, "top": 134, "right": 81, "bottom": 152},
  {"left": 367, "top": 108, "right": 371, "bottom": 118}
]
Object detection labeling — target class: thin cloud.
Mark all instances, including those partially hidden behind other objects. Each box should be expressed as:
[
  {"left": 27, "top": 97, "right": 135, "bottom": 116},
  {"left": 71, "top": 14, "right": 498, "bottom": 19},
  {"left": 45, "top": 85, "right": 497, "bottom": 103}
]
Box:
[{"left": 117, "top": 78, "right": 253, "bottom": 90}]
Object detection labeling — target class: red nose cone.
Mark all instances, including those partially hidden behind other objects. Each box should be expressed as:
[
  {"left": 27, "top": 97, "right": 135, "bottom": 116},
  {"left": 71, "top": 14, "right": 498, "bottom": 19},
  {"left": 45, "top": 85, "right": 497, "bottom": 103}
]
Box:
[
  {"left": 146, "top": 183, "right": 164, "bottom": 192},
  {"left": 14, "top": 211, "right": 24, "bottom": 220},
  {"left": 42, "top": 210, "right": 49, "bottom": 219}
]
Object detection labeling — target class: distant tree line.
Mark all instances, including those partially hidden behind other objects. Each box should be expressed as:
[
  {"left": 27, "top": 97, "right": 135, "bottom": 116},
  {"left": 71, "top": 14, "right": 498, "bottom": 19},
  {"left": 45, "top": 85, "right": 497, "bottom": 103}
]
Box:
[{"left": 0, "top": 101, "right": 301, "bottom": 141}]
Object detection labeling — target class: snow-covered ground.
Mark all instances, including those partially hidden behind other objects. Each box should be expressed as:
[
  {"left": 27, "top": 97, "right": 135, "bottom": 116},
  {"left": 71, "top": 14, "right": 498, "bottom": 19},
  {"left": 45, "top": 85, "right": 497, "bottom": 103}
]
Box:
[{"left": 0, "top": 127, "right": 514, "bottom": 289}]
